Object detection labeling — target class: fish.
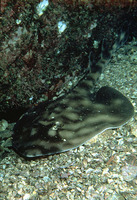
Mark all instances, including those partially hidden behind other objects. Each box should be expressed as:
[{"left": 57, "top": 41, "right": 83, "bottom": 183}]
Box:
[{"left": 12, "top": 29, "right": 134, "bottom": 158}]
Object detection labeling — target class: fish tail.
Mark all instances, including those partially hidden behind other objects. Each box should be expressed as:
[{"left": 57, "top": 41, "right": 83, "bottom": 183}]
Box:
[{"left": 88, "top": 27, "right": 129, "bottom": 81}]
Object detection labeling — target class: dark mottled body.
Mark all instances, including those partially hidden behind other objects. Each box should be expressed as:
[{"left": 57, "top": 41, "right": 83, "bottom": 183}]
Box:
[
  {"left": 12, "top": 30, "right": 134, "bottom": 158},
  {"left": 13, "top": 85, "right": 134, "bottom": 158}
]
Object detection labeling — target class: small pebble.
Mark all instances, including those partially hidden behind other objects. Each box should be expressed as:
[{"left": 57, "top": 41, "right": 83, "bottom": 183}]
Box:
[{"left": 0, "top": 119, "right": 8, "bottom": 131}]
